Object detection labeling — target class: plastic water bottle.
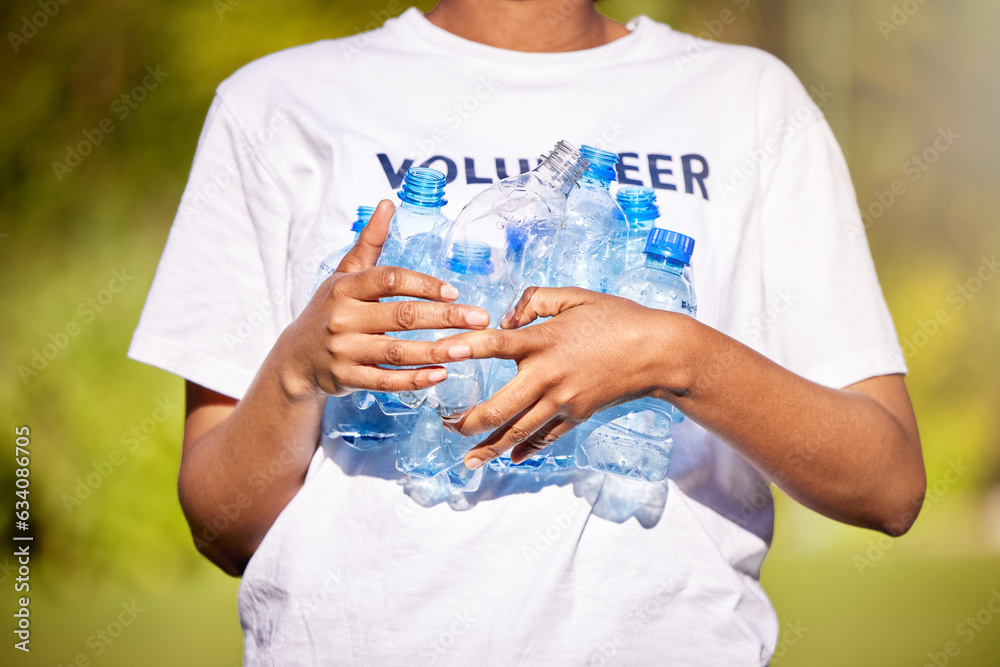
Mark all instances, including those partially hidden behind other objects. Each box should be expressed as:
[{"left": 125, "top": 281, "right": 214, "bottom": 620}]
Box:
[
  {"left": 370, "top": 168, "right": 451, "bottom": 415},
  {"left": 308, "top": 206, "right": 375, "bottom": 298},
  {"left": 545, "top": 145, "right": 628, "bottom": 292},
  {"left": 396, "top": 405, "right": 485, "bottom": 490},
  {"left": 307, "top": 206, "right": 409, "bottom": 450},
  {"left": 488, "top": 147, "right": 628, "bottom": 473},
  {"left": 616, "top": 187, "right": 659, "bottom": 270},
  {"left": 425, "top": 241, "right": 506, "bottom": 418},
  {"left": 575, "top": 228, "right": 697, "bottom": 482},
  {"left": 437, "top": 141, "right": 589, "bottom": 326}
]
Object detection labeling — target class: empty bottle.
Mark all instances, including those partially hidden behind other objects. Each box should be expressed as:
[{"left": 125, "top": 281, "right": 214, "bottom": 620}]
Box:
[
  {"left": 308, "top": 206, "right": 375, "bottom": 298},
  {"left": 396, "top": 404, "right": 484, "bottom": 481},
  {"left": 425, "top": 241, "right": 507, "bottom": 418},
  {"left": 307, "top": 206, "right": 409, "bottom": 450},
  {"left": 438, "top": 141, "right": 589, "bottom": 323},
  {"left": 490, "top": 147, "right": 627, "bottom": 472},
  {"left": 370, "top": 168, "right": 452, "bottom": 415},
  {"left": 576, "top": 228, "right": 697, "bottom": 482},
  {"left": 616, "top": 187, "right": 660, "bottom": 270},
  {"left": 545, "top": 145, "right": 628, "bottom": 292}
]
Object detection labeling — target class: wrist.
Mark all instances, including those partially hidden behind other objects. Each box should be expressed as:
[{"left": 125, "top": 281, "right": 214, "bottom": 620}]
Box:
[
  {"left": 269, "top": 325, "right": 327, "bottom": 403},
  {"left": 648, "top": 311, "right": 699, "bottom": 400}
]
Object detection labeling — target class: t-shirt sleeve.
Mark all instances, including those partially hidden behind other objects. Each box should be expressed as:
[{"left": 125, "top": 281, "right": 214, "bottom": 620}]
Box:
[
  {"left": 756, "top": 61, "right": 907, "bottom": 389},
  {"left": 128, "top": 95, "right": 293, "bottom": 399}
]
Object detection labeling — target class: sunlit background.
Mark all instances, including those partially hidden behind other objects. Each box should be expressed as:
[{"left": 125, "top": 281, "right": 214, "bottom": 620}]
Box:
[{"left": 1, "top": 0, "right": 998, "bottom": 664}]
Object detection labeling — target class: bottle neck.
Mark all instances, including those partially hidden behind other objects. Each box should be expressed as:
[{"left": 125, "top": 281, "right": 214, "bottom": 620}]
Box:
[
  {"left": 644, "top": 253, "right": 686, "bottom": 276},
  {"left": 627, "top": 216, "right": 656, "bottom": 234},
  {"left": 535, "top": 141, "right": 588, "bottom": 195},
  {"left": 399, "top": 201, "right": 442, "bottom": 216},
  {"left": 579, "top": 172, "right": 613, "bottom": 191}
]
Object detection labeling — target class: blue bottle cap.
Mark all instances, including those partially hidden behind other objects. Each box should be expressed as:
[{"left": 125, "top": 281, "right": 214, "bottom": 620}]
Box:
[
  {"left": 579, "top": 145, "right": 620, "bottom": 183},
  {"left": 352, "top": 206, "right": 376, "bottom": 233},
  {"left": 398, "top": 167, "right": 447, "bottom": 207},
  {"left": 645, "top": 228, "right": 695, "bottom": 265}
]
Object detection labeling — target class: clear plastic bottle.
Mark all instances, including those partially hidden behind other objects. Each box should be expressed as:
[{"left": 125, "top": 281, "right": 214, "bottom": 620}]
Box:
[
  {"left": 308, "top": 206, "right": 376, "bottom": 299},
  {"left": 488, "top": 146, "right": 627, "bottom": 472},
  {"left": 616, "top": 186, "right": 660, "bottom": 270},
  {"left": 576, "top": 228, "right": 697, "bottom": 482},
  {"left": 545, "top": 145, "right": 628, "bottom": 292},
  {"left": 308, "top": 206, "right": 412, "bottom": 450},
  {"left": 395, "top": 405, "right": 462, "bottom": 478},
  {"left": 435, "top": 141, "right": 589, "bottom": 325},
  {"left": 370, "top": 168, "right": 452, "bottom": 415},
  {"left": 425, "top": 241, "right": 506, "bottom": 418}
]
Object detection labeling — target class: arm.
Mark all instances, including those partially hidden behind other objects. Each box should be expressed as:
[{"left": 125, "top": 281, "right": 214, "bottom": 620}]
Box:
[
  {"left": 179, "top": 200, "right": 485, "bottom": 575},
  {"left": 446, "top": 287, "right": 926, "bottom": 536}
]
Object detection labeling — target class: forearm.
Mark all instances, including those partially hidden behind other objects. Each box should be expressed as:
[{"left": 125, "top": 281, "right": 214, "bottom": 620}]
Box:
[
  {"left": 179, "top": 334, "right": 325, "bottom": 575},
  {"left": 661, "top": 314, "right": 925, "bottom": 535}
]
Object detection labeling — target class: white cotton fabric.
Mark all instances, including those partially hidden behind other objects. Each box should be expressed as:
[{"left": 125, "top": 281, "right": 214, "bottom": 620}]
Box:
[{"left": 129, "top": 9, "right": 906, "bottom": 666}]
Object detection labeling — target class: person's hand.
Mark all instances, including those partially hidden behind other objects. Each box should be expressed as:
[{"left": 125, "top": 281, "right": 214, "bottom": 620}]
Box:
[
  {"left": 441, "top": 286, "right": 693, "bottom": 469},
  {"left": 279, "top": 200, "right": 491, "bottom": 399}
]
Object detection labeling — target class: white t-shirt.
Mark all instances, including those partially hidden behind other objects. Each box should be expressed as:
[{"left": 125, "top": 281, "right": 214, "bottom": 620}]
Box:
[{"left": 129, "top": 8, "right": 906, "bottom": 666}]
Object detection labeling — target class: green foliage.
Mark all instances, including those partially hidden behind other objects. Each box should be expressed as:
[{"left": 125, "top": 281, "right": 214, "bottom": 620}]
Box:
[{"left": 1, "top": 1, "right": 997, "bottom": 665}]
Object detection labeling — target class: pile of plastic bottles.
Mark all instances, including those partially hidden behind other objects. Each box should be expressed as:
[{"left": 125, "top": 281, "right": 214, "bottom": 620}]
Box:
[{"left": 307, "top": 141, "right": 698, "bottom": 504}]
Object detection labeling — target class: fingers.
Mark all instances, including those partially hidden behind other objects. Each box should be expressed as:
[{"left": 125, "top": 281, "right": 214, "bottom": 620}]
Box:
[
  {"left": 447, "top": 373, "right": 545, "bottom": 437},
  {"left": 335, "top": 265, "right": 464, "bottom": 303},
  {"left": 337, "top": 199, "right": 395, "bottom": 274},
  {"left": 355, "top": 301, "right": 490, "bottom": 334},
  {"left": 341, "top": 364, "right": 448, "bottom": 394},
  {"left": 503, "top": 286, "right": 597, "bottom": 328},
  {"left": 346, "top": 334, "right": 473, "bottom": 366},
  {"left": 462, "top": 399, "right": 561, "bottom": 470},
  {"left": 509, "top": 421, "right": 576, "bottom": 464},
  {"left": 439, "top": 327, "right": 542, "bottom": 361}
]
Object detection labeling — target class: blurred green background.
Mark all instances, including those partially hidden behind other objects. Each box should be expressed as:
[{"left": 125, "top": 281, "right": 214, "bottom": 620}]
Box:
[{"left": 1, "top": 0, "right": 998, "bottom": 664}]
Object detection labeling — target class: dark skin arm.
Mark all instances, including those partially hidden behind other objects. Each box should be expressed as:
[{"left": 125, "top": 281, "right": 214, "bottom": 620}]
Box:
[
  {"left": 179, "top": 201, "right": 483, "bottom": 575},
  {"left": 445, "top": 287, "right": 926, "bottom": 536}
]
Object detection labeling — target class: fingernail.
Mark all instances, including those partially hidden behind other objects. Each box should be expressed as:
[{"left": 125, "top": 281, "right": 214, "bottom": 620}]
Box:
[
  {"left": 465, "top": 310, "right": 489, "bottom": 326},
  {"left": 500, "top": 313, "right": 513, "bottom": 328},
  {"left": 441, "top": 284, "right": 459, "bottom": 300},
  {"left": 448, "top": 343, "right": 472, "bottom": 360},
  {"left": 429, "top": 369, "right": 447, "bottom": 383},
  {"left": 465, "top": 456, "right": 484, "bottom": 471}
]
